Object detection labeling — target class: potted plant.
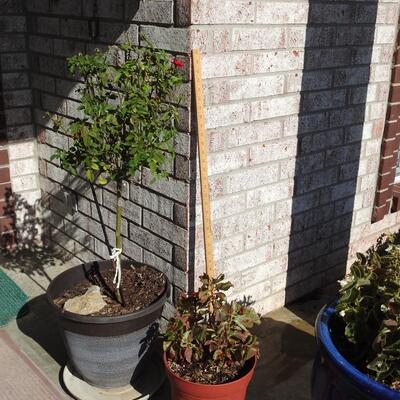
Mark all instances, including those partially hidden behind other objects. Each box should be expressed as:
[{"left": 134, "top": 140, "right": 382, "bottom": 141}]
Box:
[
  {"left": 46, "top": 41, "right": 184, "bottom": 388},
  {"left": 163, "top": 274, "right": 261, "bottom": 400},
  {"left": 312, "top": 233, "right": 400, "bottom": 400}
]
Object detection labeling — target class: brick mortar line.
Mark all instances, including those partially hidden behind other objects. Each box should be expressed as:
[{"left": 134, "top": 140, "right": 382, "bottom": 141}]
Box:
[
  {"left": 204, "top": 116, "right": 372, "bottom": 135},
  {"left": 203, "top": 71, "right": 388, "bottom": 83},
  {"left": 194, "top": 181, "right": 375, "bottom": 233},
  {"left": 193, "top": 202, "right": 286, "bottom": 229},
  {"left": 43, "top": 176, "right": 188, "bottom": 223},
  {"left": 2, "top": 85, "right": 34, "bottom": 91},
  {"left": 0, "top": 31, "right": 27, "bottom": 35},
  {"left": 203, "top": 94, "right": 383, "bottom": 112},
  {"left": 201, "top": 67, "right": 389, "bottom": 81},
  {"left": 195, "top": 46, "right": 390, "bottom": 55},
  {"left": 205, "top": 203, "right": 362, "bottom": 248},
  {"left": 29, "top": 36, "right": 392, "bottom": 52},
  {"left": 201, "top": 143, "right": 370, "bottom": 166},
  {"left": 48, "top": 224, "right": 188, "bottom": 285},
  {"left": 202, "top": 121, "right": 380, "bottom": 149},
  {"left": 42, "top": 157, "right": 190, "bottom": 186},
  {"left": 11, "top": 187, "right": 39, "bottom": 195},
  {"left": 30, "top": 61, "right": 388, "bottom": 82},
  {"left": 38, "top": 127, "right": 190, "bottom": 148},
  {"left": 10, "top": 171, "right": 39, "bottom": 179},
  {"left": 190, "top": 22, "right": 396, "bottom": 28},
  {"left": 27, "top": 13, "right": 176, "bottom": 25}
]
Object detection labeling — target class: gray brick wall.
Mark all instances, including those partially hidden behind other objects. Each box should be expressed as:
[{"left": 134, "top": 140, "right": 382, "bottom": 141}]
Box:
[
  {"left": 0, "top": 0, "right": 40, "bottom": 245},
  {"left": 27, "top": 0, "right": 192, "bottom": 309},
  {"left": 0, "top": 3, "right": 34, "bottom": 137}
]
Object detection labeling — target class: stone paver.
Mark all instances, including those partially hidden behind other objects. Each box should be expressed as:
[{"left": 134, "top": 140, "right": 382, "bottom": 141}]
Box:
[{"left": 0, "top": 330, "right": 64, "bottom": 400}]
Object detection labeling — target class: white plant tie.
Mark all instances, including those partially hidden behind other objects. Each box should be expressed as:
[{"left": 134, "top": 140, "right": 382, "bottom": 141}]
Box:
[{"left": 110, "top": 247, "right": 123, "bottom": 289}]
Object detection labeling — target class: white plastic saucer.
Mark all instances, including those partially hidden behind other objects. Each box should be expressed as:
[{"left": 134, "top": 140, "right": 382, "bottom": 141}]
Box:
[{"left": 62, "top": 353, "right": 165, "bottom": 400}]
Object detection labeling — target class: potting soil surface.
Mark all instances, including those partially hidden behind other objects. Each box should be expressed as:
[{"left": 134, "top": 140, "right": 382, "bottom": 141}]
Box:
[{"left": 54, "top": 264, "right": 166, "bottom": 316}]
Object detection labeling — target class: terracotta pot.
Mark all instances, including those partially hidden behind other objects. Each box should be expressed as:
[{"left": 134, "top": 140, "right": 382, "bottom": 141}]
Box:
[{"left": 163, "top": 353, "right": 256, "bottom": 400}]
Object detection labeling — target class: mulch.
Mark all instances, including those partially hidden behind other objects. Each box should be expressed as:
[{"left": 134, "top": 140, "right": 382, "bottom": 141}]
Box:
[{"left": 169, "top": 360, "right": 242, "bottom": 385}]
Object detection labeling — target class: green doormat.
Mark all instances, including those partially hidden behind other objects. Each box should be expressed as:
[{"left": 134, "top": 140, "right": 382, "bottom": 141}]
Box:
[{"left": 0, "top": 269, "right": 28, "bottom": 327}]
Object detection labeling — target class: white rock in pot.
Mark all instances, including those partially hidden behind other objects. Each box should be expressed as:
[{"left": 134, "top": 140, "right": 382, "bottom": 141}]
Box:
[{"left": 64, "top": 285, "right": 107, "bottom": 315}]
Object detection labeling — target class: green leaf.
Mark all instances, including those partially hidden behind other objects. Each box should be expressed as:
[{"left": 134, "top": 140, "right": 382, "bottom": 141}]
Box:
[
  {"left": 51, "top": 40, "right": 183, "bottom": 190},
  {"left": 86, "top": 170, "right": 94, "bottom": 182},
  {"left": 163, "top": 341, "right": 172, "bottom": 352},
  {"left": 355, "top": 278, "right": 371, "bottom": 288},
  {"left": 164, "top": 272, "right": 260, "bottom": 370},
  {"left": 336, "top": 233, "right": 400, "bottom": 388},
  {"left": 97, "top": 175, "right": 108, "bottom": 185}
]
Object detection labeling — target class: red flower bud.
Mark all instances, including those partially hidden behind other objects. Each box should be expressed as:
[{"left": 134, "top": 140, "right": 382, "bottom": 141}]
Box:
[{"left": 172, "top": 59, "right": 184, "bottom": 68}]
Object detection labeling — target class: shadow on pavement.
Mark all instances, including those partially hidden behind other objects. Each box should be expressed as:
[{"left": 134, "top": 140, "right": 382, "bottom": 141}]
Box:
[
  {"left": 286, "top": 285, "right": 338, "bottom": 327},
  {"left": 17, "top": 294, "right": 67, "bottom": 367},
  {"left": 0, "top": 247, "right": 57, "bottom": 292},
  {"left": 247, "top": 312, "right": 316, "bottom": 400}
]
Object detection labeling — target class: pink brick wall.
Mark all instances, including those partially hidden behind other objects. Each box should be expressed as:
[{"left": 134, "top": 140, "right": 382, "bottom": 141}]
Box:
[{"left": 189, "top": 0, "right": 400, "bottom": 314}]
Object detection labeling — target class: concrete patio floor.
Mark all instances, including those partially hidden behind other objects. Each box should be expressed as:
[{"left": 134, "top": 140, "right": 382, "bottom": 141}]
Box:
[{"left": 0, "top": 249, "right": 336, "bottom": 400}]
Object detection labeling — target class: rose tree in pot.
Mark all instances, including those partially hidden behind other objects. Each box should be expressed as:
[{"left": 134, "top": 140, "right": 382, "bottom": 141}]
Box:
[
  {"left": 163, "top": 274, "right": 261, "bottom": 400},
  {"left": 46, "top": 41, "right": 183, "bottom": 388},
  {"left": 312, "top": 233, "right": 400, "bottom": 400}
]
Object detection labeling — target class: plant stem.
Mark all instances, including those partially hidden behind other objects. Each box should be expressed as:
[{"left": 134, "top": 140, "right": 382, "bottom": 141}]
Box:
[{"left": 115, "top": 180, "right": 123, "bottom": 305}]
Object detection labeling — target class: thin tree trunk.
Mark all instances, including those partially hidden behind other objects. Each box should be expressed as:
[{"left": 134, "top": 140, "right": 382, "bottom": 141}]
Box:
[{"left": 114, "top": 181, "right": 123, "bottom": 304}]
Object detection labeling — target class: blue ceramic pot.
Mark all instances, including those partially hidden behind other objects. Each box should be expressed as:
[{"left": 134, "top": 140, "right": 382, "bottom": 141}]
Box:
[{"left": 312, "top": 302, "right": 400, "bottom": 400}]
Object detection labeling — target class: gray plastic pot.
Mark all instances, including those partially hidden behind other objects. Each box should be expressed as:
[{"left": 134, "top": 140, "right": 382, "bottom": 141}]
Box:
[{"left": 47, "top": 260, "right": 169, "bottom": 389}]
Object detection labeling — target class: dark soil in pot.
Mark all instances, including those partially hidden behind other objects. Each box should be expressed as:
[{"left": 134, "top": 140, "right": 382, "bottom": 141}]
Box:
[
  {"left": 53, "top": 264, "right": 166, "bottom": 316},
  {"left": 168, "top": 359, "right": 242, "bottom": 385}
]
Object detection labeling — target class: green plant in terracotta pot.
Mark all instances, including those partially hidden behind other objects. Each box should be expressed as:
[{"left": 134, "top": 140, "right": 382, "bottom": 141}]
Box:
[
  {"left": 163, "top": 274, "right": 261, "bottom": 400},
  {"left": 46, "top": 41, "right": 184, "bottom": 389}
]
